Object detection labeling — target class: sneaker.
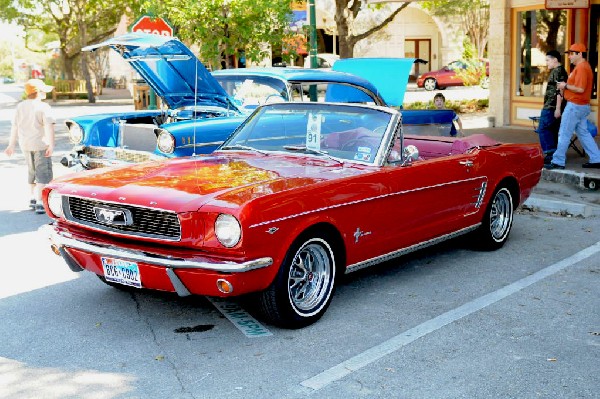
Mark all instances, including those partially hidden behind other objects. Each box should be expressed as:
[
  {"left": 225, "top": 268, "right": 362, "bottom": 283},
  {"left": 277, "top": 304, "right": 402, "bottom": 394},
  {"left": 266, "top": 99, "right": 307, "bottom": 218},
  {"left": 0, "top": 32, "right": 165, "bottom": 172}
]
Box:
[
  {"left": 29, "top": 199, "right": 36, "bottom": 210},
  {"left": 35, "top": 203, "right": 45, "bottom": 214},
  {"left": 582, "top": 162, "right": 600, "bottom": 169},
  {"left": 544, "top": 162, "right": 565, "bottom": 170}
]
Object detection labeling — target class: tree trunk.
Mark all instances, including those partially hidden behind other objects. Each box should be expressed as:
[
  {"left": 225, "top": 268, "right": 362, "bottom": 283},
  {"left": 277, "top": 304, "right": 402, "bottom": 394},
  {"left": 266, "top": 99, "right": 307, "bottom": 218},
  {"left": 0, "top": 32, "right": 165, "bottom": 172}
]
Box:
[
  {"left": 81, "top": 53, "right": 96, "bottom": 103},
  {"left": 335, "top": 0, "right": 354, "bottom": 58}
]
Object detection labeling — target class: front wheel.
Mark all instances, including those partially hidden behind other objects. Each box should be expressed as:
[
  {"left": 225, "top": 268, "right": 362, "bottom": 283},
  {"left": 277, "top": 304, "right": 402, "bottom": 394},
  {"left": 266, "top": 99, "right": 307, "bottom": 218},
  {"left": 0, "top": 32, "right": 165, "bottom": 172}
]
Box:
[
  {"left": 258, "top": 234, "right": 337, "bottom": 328},
  {"left": 473, "top": 186, "right": 514, "bottom": 250},
  {"left": 423, "top": 78, "right": 437, "bottom": 91},
  {"left": 480, "top": 76, "right": 490, "bottom": 89}
]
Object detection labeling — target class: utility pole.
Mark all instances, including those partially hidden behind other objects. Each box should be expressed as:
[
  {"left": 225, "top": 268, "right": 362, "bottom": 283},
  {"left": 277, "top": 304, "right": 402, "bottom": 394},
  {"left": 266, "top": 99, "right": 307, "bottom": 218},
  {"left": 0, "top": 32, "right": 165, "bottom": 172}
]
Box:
[
  {"left": 308, "top": 0, "right": 318, "bottom": 69},
  {"left": 308, "top": 0, "right": 318, "bottom": 100}
]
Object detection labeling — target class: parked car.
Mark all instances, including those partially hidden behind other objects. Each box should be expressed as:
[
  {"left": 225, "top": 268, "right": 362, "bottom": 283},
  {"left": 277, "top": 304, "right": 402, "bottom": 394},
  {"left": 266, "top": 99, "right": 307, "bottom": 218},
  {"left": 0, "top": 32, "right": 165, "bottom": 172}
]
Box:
[
  {"left": 63, "top": 33, "right": 397, "bottom": 170},
  {"left": 417, "top": 59, "right": 490, "bottom": 91},
  {"left": 0, "top": 76, "right": 15, "bottom": 84},
  {"left": 43, "top": 101, "right": 543, "bottom": 328}
]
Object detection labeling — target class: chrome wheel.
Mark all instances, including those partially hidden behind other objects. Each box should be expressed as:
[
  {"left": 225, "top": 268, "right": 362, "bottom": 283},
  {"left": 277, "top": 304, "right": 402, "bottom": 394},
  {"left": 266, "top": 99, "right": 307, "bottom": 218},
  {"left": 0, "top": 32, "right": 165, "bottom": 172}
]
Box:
[
  {"left": 288, "top": 239, "right": 334, "bottom": 313},
  {"left": 489, "top": 188, "right": 513, "bottom": 242},
  {"left": 423, "top": 78, "right": 437, "bottom": 91},
  {"left": 258, "top": 234, "right": 337, "bottom": 328}
]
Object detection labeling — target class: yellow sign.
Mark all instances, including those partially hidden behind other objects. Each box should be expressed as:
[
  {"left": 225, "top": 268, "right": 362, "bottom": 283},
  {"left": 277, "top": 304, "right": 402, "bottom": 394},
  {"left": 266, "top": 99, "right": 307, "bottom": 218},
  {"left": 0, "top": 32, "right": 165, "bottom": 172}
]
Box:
[{"left": 545, "top": 0, "right": 590, "bottom": 9}]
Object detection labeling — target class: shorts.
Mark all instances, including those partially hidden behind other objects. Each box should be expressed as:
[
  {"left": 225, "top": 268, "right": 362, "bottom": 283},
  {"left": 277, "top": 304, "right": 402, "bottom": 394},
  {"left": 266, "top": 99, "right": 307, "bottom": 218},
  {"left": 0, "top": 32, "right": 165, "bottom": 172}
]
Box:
[{"left": 25, "top": 150, "right": 53, "bottom": 184}]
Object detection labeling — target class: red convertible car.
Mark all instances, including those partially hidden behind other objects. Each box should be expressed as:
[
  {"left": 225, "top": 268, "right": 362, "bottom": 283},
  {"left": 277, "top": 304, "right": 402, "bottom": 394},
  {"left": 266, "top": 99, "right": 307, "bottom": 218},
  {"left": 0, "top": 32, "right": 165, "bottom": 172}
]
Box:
[{"left": 43, "top": 102, "right": 543, "bottom": 328}]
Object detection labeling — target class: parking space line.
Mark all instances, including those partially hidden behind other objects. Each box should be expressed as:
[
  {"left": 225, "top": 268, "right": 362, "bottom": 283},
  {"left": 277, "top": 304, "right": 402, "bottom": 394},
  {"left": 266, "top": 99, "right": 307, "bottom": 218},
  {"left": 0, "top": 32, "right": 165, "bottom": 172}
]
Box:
[{"left": 301, "top": 241, "right": 600, "bottom": 391}]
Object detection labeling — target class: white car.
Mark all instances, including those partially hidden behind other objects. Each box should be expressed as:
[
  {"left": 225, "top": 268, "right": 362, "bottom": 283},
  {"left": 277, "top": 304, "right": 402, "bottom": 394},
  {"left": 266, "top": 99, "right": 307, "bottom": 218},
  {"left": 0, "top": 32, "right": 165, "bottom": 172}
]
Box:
[{"left": 304, "top": 53, "right": 340, "bottom": 69}]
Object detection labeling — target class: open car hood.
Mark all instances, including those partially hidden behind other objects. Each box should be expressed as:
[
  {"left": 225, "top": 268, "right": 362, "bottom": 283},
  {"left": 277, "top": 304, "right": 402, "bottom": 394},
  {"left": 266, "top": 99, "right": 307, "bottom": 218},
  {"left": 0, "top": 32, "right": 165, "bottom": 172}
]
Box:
[
  {"left": 332, "top": 58, "right": 416, "bottom": 107},
  {"left": 83, "top": 32, "right": 238, "bottom": 111}
]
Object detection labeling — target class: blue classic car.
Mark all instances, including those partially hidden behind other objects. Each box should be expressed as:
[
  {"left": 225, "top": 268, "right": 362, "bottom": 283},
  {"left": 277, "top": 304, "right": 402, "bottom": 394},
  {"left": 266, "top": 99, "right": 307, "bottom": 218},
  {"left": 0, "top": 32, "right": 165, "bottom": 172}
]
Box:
[{"left": 63, "top": 32, "right": 414, "bottom": 169}]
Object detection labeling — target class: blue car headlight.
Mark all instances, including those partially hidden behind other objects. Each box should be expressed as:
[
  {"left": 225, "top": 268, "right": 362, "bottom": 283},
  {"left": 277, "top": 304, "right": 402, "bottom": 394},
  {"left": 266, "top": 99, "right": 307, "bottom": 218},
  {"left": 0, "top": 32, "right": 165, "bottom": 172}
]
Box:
[
  {"left": 157, "top": 129, "right": 175, "bottom": 154},
  {"left": 67, "top": 122, "right": 84, "bottom": 144}
]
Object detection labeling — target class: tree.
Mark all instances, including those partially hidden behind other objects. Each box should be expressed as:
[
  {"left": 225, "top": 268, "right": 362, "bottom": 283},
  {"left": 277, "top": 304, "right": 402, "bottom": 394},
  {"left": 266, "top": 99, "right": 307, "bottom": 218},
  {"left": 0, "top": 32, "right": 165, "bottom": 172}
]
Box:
[
  {"left": 334, "top": 0, "right": 412, "bottom": 58},
  {"left": 144, "top": 0, "right": 296, "bottom": 69},
  {"left": 0, "top": 0, "right": 143, "bottom": 101},
  {"left": 421, "top": 0, "right": 489, "bottom": 59}
]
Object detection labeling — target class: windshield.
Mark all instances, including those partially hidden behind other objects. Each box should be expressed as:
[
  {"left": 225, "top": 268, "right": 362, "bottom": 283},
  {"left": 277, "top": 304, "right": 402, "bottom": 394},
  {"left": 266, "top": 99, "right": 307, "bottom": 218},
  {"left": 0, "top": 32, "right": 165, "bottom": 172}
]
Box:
[
  {"left": 214, "top": 75, "right": 289, "bottom": 112},
  {"left": 220, "top": 103, "right": 395, "bottom": 165}
]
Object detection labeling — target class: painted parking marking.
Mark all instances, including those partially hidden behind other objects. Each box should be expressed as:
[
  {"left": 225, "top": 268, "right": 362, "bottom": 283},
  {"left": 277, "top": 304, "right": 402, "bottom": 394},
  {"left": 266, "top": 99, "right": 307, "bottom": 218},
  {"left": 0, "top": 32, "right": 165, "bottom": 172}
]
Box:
[
  {"left": 208, "top": 297, "right": 273, "bottom": 338},
  {"left": 301, "top": 241, "right": 600, "bottom": 391}
]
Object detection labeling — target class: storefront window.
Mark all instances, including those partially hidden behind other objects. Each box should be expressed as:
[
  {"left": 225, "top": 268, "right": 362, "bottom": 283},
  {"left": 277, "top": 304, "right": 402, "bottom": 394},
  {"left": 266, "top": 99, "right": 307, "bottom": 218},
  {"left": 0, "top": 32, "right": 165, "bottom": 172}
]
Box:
[{"left": 516, "top": 9, "right": 566, "bottom": 97}]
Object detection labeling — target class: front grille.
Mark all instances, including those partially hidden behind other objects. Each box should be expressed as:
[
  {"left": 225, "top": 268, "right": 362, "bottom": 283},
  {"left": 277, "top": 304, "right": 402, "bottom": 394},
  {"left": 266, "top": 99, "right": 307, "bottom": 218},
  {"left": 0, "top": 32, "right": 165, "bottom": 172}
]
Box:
[
  {"left": 83, "top": 147, "right": 159, "bottom": 166},
  {"left": 66, "top": 196, "right": 181, "bottom": 240}
]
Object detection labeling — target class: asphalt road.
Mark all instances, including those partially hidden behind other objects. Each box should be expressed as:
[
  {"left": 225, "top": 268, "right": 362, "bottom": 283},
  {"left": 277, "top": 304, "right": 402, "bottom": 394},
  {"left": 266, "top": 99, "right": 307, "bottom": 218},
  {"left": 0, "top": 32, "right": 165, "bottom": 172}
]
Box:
[{"left": 0, "top": 83, "right": 599, "bottom": 398}]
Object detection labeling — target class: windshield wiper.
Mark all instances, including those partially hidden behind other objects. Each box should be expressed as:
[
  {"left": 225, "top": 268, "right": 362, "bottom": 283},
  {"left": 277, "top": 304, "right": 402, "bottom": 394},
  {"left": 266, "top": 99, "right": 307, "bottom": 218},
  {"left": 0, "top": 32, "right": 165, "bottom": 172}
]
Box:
[
  {"left": 283, "top": 145, "right": 344, "bottom": 164},
  {"left": 220, "top": 144, "right": 269, "bottom": 155}
]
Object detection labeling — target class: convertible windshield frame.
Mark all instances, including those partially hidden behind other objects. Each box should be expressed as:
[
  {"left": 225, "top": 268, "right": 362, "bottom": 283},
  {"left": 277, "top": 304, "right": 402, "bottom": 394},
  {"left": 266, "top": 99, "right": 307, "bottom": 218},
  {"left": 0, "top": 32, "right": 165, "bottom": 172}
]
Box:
[{"left": 218, "top": 102, "right": 400, "bottom": 166}]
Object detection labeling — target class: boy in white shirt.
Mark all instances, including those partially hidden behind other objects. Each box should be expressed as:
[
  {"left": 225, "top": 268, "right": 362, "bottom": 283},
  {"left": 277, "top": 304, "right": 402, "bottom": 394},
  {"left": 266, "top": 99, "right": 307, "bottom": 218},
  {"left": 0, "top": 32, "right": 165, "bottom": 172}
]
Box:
[{"left": 4, "top": 79, "right": 55, "bottom": 213}]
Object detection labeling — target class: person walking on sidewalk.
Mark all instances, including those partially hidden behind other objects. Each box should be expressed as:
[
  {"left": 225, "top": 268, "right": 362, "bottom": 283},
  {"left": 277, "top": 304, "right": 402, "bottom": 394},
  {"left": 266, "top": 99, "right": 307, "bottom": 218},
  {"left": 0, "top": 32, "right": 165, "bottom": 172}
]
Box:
[
  {"left": 546, "top": 43, "right": 600, "bottom": 170},
  {"left": 537, "top": 50, "right": 568, "bottom": 162},
  {"left": 3, "top": 79, "right": 56, "bottom": 213}
]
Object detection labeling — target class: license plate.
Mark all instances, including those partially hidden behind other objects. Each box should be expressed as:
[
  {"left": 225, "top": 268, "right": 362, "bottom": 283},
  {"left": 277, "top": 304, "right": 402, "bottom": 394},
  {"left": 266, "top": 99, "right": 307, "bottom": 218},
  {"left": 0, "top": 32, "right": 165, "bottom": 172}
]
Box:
[{"left": 101, "top": 257, "right": 141, "bottom": 288}]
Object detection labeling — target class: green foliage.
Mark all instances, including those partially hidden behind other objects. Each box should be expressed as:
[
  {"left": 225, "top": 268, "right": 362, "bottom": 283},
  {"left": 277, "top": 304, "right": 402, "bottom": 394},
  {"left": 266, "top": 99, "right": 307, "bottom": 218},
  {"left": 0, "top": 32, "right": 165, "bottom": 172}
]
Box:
[
  {"left": 462, "top": 37, "right": 475, "bottom": 60},
  {"left": 0, "top": 0, "right": 144, "bottom": 80},
  {"left": 454, "top": 59, "right": 487, "bottom": 87},
  {"left": 404, "top": 98, "right": 489, "bottom": 113},
  {"left": 143, "top": 0, "right": 295, "bottom": 69}
]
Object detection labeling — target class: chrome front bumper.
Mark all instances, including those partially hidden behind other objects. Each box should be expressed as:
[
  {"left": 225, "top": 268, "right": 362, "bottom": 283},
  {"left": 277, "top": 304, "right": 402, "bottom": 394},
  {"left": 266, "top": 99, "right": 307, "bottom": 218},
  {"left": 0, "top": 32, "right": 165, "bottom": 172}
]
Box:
[
  {"left": 61, "top": 146, "right": 167, "bottom": 170},
  {"left": 44, "top": 224, "right": 273, "bottom": 273}
]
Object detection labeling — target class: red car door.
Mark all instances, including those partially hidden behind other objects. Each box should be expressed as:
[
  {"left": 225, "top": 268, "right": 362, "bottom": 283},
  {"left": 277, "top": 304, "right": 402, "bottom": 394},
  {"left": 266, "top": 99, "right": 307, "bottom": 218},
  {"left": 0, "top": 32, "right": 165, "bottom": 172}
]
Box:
[{"left": 376, "top": 152, "right": 486, "bottom": 253}]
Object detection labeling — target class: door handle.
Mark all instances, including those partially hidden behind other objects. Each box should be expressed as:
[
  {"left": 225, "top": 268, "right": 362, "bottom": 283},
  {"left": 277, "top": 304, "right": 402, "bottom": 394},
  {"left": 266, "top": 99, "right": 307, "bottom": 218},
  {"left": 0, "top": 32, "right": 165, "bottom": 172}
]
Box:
[{"left": 459, "top": 160, "right": 473, "bottom": 167}]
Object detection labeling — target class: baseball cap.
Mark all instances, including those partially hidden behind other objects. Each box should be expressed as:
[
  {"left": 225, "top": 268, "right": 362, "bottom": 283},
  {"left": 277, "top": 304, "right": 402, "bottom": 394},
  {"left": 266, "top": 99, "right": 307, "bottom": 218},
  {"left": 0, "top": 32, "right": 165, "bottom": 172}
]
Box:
[
  {"left": 24, "top": 79, "right": 54, "bottom": 96},
  {"left": 566, "top": 43, "right": 587, "bottom": 53}
]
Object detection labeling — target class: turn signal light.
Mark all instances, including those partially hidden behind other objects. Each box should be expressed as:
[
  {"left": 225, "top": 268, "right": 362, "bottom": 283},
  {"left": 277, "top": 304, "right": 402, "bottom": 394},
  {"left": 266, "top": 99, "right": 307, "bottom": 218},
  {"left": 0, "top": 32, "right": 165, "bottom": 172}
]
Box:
[
  {"left": 50, "top": 244, "right": 60, "bottom": 256},
  {"left": 216, "top": 279, "right": 233, "bottom": 294}
]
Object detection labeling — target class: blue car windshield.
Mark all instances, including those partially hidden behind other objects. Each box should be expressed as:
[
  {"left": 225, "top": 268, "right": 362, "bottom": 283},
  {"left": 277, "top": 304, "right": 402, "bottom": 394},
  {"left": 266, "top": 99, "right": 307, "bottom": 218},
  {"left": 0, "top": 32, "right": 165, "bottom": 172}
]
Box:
[{"left": 221, "top": 103, "right": 394, "bottom": 165}]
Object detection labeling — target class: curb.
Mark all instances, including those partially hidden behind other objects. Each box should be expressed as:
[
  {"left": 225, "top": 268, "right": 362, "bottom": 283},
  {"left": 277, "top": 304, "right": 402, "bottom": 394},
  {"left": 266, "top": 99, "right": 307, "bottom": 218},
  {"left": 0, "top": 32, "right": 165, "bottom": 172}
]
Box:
[
  {"left": 542, "top": 168, "right": 599, "bottom": 191},
  {"left": 523, "top": 195, "right": 598, "bottom": 217}
]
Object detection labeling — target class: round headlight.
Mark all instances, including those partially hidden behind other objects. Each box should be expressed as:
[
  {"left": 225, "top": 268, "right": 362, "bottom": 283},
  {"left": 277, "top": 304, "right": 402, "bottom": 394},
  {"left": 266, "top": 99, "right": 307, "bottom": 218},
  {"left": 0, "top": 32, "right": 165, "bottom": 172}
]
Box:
[
  {"left": 215, "top": 214, "right": 241, "bottom": 248},
  {"left": 68, "top": 122, "right": 83, "bottom": 144},
  {"left": 47, "top": 190, "right": 63, "bottom": 218},
  {"left": 157, "top": 130, "right": 175, "bottom": 154}
]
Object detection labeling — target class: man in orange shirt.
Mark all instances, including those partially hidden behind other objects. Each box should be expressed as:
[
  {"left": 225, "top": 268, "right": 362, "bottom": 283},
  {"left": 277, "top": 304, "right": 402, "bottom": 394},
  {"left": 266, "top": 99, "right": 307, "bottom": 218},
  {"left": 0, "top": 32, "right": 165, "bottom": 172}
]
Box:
[{"left": 546, "top": 43, "right": 600, "bottom": 169}]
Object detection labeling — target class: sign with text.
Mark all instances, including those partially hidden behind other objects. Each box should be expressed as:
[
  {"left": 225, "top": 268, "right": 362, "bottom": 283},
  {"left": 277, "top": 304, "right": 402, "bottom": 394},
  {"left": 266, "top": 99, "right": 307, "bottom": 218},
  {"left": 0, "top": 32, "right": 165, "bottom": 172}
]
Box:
[
  {"left": 545, "top": 0, "right": 590, "bottom": 9},
  {"left": 131, "top": 15, "right": 173, "bottom": 36}
]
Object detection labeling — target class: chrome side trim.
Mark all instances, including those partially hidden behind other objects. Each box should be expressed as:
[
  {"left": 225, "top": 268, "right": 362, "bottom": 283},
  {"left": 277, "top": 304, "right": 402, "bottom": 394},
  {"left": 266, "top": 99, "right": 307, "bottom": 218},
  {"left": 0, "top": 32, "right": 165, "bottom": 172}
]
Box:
[
  {"left": 345, "top": 224, "right": 480, "bottom": 274},
  {"left": 177, "top": 140, "right": 225, "bottom": 149},
  {"left": 45, "top": 225, "right": 273, "bottom": 273},
  {"left": 250, "top": 176, "right": 487, "bottom": 228}
]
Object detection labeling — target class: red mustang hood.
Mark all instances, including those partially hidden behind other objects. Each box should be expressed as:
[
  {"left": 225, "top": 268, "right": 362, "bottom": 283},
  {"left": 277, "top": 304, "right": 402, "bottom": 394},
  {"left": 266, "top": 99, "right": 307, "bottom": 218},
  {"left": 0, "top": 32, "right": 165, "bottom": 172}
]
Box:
[{"left": 53, "top": 154, "right": 363, "bottom": 211}]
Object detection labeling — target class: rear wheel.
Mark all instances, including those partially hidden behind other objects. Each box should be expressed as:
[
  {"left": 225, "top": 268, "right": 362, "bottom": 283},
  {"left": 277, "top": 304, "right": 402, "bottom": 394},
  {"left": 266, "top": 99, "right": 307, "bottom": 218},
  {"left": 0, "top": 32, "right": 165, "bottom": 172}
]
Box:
[
  {"left": 423, "top": 78, "right": 437, "bottom": 91},
  {"left": 474, "top": 186, "right": 514, "bottom": 250},
  {"left": 258, "top": 234, "right": 337, "bottom": 329}
]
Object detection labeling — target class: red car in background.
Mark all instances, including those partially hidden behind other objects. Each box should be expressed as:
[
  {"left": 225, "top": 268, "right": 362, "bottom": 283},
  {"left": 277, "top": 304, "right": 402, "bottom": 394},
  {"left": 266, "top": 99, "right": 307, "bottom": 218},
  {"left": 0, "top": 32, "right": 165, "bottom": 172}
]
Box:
[{"left": 417, "top": 59, "right": 490, "bottom": 91}]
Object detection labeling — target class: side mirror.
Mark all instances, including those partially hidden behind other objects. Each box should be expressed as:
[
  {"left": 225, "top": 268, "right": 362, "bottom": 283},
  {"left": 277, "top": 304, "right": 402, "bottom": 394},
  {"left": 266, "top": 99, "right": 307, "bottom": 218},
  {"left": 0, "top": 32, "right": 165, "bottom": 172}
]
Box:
[{"left": 402, "top": 145, "right": 419, "bottom": 166}]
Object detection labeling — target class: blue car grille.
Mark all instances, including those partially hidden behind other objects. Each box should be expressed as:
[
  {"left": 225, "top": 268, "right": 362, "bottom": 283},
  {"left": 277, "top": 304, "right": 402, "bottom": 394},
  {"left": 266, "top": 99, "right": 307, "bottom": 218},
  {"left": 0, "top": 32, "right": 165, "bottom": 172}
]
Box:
[
  {"left": 83, "top": 147, "right": 160, "bottom": 168},
  {"left": 66, "top": 196, "right": 181, "bottom": 240}
]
